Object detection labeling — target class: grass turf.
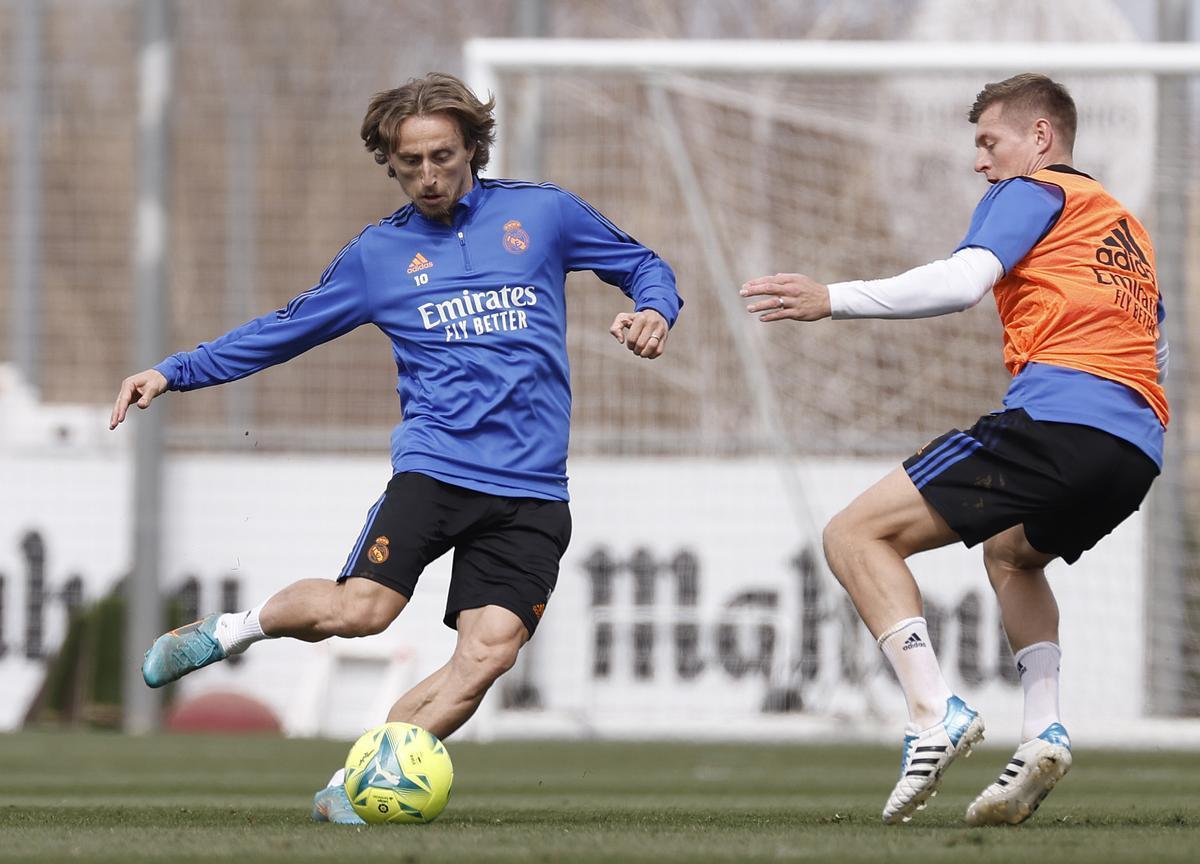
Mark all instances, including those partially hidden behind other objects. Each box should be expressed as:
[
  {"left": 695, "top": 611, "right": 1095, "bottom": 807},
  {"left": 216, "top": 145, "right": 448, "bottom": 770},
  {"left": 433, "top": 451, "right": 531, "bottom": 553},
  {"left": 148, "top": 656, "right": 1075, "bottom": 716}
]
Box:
[{"left": 0, "top": 731, "right": 1197, "bottom": 863}]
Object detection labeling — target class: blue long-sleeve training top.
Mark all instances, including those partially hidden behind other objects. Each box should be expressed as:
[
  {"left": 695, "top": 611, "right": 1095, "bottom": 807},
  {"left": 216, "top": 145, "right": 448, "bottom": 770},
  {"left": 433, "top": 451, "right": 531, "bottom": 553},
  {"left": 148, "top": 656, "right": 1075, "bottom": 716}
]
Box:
[{"left": 155, "top": 178, "right": 682, "bottom": 501}]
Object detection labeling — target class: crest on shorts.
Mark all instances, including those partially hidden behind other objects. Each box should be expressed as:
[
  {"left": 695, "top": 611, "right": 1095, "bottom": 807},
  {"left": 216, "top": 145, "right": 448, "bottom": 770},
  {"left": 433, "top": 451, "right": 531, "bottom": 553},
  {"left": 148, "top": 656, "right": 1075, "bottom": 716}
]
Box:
[
  {"left": 532, "top": 602, "right": 546, "bottom": 620},
  {"left": 502, "top": 219, "right": 530, "bottom": 255},
  {"left": 367, "top": 536, "right": 390, "bottom": 564}
]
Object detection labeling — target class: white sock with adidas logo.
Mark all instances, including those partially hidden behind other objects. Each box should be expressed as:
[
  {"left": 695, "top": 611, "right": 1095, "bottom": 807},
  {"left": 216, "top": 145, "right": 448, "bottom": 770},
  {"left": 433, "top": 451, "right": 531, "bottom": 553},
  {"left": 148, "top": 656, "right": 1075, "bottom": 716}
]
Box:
[
  {"left": 1014, "top": 641, "right": 1062, "bottom": 741},
  {"left": 878, "top": 616, "right": 953, "bottom": 729}
]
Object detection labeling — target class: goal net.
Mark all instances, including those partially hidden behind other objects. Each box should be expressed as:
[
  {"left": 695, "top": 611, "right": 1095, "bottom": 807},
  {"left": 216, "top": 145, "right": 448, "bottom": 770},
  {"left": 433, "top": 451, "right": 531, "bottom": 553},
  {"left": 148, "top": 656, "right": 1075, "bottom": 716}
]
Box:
[{"left": 462, "top": 32, "right": 1200, "bottom": 741}]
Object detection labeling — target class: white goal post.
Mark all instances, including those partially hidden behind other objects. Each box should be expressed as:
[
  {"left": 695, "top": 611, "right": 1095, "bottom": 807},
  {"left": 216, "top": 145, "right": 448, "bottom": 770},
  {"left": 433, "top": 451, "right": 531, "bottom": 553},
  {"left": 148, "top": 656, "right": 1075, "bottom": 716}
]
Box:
[{"left": 466, "top": 39, "right": 1200, "bottom": 177}]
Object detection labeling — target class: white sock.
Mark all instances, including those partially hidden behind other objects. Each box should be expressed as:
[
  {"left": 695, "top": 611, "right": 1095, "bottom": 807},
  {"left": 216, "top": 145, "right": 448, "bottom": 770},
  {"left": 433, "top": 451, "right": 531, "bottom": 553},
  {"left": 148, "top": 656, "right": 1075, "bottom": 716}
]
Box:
[
  {"left": 1014, "top": 641, "right": 1062, "bottom": 741},
  {"left": 214, "top": 601, "right": 269, "bottom": 655},
  {"left": 878, "top": 616, "right": 953, "bottom": 729},
  {"left": 326, "top": 767, "right": 345, "bottom": 789}
]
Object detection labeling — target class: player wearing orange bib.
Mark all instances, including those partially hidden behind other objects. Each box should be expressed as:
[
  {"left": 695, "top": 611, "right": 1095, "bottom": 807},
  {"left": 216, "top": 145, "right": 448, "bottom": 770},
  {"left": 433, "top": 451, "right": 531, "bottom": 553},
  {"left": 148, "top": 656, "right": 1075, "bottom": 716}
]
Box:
[{"left": 741, "top": 74, "right": 1167, "bottom": 826}]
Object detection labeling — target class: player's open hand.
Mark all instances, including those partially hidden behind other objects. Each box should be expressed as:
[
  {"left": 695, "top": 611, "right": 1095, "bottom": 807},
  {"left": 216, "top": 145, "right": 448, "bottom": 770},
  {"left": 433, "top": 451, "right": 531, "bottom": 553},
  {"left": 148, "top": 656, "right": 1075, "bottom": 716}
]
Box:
[
  {"left": 609, "top": 309, "right": 669, "bottom": 359},
  {"left": 110, "top": 368, "right": 169, "bottom": 429},
  {"left": 740, "top": 273, "right": 832, "bottom": 322}
]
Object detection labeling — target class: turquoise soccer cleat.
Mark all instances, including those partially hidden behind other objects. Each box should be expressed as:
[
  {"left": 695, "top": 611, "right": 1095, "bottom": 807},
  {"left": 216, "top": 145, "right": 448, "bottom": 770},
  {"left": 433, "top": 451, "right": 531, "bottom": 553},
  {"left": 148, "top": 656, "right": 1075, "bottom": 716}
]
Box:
[
  {"left": 882, "top": 695, "right": 986, "bottom": 824},
  {"left": 311, "top": 784, "right": 367, "bottom": 825},
  {"left": 965, "top": 723, "right": 1072, "bottom": 826},
  {"left": 141, "top": 613, "right": 228, "bottom": 688}
]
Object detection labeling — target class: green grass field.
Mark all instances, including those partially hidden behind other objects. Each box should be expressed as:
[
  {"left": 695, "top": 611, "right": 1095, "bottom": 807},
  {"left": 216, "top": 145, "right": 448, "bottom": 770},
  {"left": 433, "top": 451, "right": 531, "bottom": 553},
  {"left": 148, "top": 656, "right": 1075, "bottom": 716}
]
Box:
[{"left": 1, "top": 731, "right": 1197, "bottom": 863}]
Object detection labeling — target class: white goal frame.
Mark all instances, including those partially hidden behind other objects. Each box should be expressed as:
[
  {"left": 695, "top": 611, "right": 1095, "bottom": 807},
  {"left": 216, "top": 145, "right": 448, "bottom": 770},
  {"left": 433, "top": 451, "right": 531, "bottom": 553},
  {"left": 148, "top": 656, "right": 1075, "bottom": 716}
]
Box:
[{"left": 466, "top": 39, "right": 1200, "bottom": 177}]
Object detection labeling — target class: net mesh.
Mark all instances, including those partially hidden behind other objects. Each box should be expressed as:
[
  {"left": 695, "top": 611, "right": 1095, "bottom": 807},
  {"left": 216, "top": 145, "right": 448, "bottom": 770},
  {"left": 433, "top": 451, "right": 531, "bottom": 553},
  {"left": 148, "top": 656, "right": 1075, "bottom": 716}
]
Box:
[{"left": 500, "top": 67, "right": 1167, "bottom": 457}]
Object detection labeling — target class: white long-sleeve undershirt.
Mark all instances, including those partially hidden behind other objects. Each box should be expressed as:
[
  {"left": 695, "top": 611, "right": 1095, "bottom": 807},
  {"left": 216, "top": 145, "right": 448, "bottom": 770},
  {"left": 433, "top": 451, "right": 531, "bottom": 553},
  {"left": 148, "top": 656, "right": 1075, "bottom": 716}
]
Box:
[
  {"left": 827, "top": 245, "right": 1169, "bottom": 382},
  {"left": 828, "top": 246, "right": 1003, "bottom": 320}
]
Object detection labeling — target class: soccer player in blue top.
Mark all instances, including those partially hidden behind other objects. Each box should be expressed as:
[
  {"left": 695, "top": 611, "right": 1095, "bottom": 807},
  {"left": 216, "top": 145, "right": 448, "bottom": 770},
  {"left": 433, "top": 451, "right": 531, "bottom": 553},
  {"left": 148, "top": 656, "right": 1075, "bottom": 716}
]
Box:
[
  {"left": 110, "top": 72, "right": 682, "bottom": 824},
  {"left": 742, "top": 74, "right": 1166, "bottom": 826}
]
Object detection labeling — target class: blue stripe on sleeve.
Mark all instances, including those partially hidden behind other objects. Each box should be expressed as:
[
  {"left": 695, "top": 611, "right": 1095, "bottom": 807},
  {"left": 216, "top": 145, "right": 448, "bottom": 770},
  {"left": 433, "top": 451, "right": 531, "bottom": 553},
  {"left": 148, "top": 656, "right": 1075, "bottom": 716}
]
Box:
[
  {"left": 558, "top": 188, "right": 635, "bottom": 243},
  {"left": 482, "top": 178, "right": 636, "bottom": 243},
  {"left": 155, "top": 229, "right": 372, "bottom": 390},
  {"left": 550, "top": 185, "right": 681, "bottom": 326},
  {"left": 278, "top": 230, "right": 369, "bottom": 320}
]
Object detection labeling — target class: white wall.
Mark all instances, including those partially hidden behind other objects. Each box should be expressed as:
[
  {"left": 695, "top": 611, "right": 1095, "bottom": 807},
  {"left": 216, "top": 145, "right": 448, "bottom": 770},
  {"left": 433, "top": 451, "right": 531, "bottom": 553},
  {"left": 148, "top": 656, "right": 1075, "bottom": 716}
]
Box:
[{"left": 0, "top": 451, "right": 1159, "bottom": 746}]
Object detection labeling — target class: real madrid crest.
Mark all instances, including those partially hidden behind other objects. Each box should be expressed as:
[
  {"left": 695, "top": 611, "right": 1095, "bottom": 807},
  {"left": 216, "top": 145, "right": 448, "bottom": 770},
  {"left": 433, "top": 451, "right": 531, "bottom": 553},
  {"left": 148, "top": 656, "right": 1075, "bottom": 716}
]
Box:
[
  {"left": 367, "top": 536, "right": 390, "bottom": 564},
  {"left": 502, "top": 219, "right": 530, "bottom": 254}
]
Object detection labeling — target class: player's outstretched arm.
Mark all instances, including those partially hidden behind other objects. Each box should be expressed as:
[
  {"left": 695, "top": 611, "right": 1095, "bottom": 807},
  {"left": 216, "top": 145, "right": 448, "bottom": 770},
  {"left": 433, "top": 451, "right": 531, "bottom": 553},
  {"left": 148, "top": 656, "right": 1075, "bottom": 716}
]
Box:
[
  {"left": 740, "top": 273, "right": 831, "bottom": 322},
  {"left": 609, "top": 308, "right": 669, "bottom": 359},
  {"left": 110, "top": 368, "right": 169, "bottom": 429}
]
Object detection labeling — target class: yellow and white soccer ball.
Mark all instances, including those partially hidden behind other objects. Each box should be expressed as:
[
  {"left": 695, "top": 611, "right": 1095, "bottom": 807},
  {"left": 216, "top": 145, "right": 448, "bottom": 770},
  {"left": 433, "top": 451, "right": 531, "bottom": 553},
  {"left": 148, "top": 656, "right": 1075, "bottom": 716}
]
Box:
[{"left": 343, "top": 722, "right": 454, "bottom": 824}]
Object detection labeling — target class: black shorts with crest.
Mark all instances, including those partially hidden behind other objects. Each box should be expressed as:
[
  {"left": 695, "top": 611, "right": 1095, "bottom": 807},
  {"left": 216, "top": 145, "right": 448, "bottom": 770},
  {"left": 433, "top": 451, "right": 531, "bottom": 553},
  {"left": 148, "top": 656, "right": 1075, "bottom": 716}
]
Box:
[{"left": 339, "top": 472, "right": 571, "bottom": 635}]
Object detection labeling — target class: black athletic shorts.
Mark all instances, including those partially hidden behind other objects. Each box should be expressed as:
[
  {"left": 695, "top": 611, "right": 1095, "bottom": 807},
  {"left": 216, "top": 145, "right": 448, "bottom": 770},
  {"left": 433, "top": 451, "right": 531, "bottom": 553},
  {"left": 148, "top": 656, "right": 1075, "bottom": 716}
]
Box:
[
  {"left": 903, "top": 408, "right": 1158, "bottom": 564},
  {"left": 338, "top": 472, "right": 572, "bottom": 636}
]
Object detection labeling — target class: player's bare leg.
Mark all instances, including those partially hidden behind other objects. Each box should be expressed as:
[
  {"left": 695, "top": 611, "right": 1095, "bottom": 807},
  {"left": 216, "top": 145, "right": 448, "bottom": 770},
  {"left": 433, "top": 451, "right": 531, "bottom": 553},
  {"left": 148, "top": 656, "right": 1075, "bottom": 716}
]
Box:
[
  {"left": 141, "top": 577, "right": 406, "bottom": 687},
  {"left": 384, "top": 605, "right": 527, "bottom": 739},
  {"left": 968, "top": 526, "right": 1071, "bottom": 825},
  {"left": 313, "top": 604, "right": 527, "bottom": 824},
  {"left": 982, "top": 526, "right": 1058, "bottom": 653},
  {"left": 822, "top": 468, "right": 960, "bottom": 637},
  {"left": 259, "top": 576, "right": 408, "bottom": 641},
  {"left": 822, "top": 467, "right": 984, "bottom": 824}
]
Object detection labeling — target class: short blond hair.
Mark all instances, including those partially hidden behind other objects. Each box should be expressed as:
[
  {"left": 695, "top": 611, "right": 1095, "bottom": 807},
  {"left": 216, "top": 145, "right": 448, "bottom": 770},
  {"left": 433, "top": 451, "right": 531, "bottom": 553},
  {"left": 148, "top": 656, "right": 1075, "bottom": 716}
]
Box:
[{"left": 968, "top": 73, "right": 1077, "bottom": 152}]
